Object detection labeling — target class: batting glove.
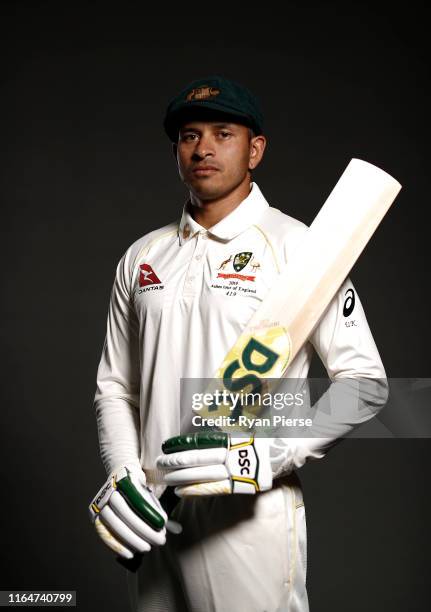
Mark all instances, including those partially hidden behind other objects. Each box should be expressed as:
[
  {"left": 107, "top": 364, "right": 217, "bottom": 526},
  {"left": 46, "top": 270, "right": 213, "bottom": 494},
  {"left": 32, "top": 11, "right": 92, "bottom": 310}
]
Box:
[
  {"left": 89, "top": 462, "right": 180, "bottom": 560},
  {"left": 156, "top": 432, "right": 273, "bottom": 496}
]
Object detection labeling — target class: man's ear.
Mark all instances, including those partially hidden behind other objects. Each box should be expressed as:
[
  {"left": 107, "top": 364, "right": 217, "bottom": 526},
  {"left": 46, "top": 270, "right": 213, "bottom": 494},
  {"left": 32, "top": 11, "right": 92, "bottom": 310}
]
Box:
[
  {"left": 248, "top": 135, "right": 267, "bottom": 171},
  {"left": 172, "top": 143, "right": 178, "bottom": 160}
]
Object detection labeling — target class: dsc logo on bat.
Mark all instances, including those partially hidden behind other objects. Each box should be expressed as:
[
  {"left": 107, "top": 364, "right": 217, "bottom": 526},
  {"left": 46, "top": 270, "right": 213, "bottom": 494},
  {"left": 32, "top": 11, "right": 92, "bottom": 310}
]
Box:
[
  {"left": 198, "top": 325, "right": 292, "bottom": 421},
  {"left": 221, "top": 326, "right": 291, "bottom": 393},
  {"left": 206, "top": 325, "right": 292, "bottom": 420}
]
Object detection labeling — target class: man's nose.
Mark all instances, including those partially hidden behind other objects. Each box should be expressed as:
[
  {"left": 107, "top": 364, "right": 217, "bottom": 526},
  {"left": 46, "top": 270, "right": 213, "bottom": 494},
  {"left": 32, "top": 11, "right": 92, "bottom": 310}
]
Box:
[{"left": 192, "top": 135, "right": 215, "bottom": 159}]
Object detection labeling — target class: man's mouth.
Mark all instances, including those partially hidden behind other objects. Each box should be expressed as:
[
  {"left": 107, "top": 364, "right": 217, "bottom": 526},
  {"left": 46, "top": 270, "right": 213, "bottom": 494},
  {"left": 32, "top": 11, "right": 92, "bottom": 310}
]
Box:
[{"left": 192, "top": 166, "right": 220, "bottom": 176}]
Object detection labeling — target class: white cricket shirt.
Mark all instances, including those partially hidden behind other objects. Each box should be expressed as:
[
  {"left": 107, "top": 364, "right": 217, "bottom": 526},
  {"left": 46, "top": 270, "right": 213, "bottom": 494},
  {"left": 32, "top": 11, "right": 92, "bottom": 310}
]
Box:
[{"left": 94, "top": 182, "right": 387, "bottom": 484}]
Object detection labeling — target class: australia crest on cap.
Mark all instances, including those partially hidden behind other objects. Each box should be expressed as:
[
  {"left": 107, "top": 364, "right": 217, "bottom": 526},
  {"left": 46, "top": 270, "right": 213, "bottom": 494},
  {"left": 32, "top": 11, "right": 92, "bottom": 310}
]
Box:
[{"left": 186, "top": 85, "right": 221, "bottom": 102}]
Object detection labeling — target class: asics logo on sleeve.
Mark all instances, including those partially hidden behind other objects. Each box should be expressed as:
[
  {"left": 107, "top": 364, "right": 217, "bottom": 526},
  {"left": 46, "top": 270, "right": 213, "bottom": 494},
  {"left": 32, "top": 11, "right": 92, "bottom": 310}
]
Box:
[{"left": 343, "top": 288, "right": 355, "bottom": 317}]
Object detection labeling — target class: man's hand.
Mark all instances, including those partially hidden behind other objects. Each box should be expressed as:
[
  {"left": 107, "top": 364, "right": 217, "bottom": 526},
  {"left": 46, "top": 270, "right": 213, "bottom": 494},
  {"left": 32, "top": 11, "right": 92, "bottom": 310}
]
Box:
[
  {"left": 156, "top": 432, "right": 273, "bottom": 496},
  {"left": 89, "top": 462, "right": 175, "bottom": 560}
]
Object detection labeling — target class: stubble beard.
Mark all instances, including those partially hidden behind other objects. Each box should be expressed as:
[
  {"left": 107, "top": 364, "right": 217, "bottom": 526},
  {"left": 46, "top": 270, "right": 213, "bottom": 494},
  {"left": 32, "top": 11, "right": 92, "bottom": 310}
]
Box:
[{"left": 186, "top": 170, "right": 249, "bottom": 204}]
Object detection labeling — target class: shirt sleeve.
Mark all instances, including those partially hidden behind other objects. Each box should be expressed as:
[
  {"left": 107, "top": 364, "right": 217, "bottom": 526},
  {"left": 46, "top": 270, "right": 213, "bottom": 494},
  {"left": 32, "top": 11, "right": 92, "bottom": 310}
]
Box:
[
  {"left": 93, "top": 249, "right": 142, "bottom": 477},
  {"left": 269, "top": 277, "right": 389, "bottom": 478}
]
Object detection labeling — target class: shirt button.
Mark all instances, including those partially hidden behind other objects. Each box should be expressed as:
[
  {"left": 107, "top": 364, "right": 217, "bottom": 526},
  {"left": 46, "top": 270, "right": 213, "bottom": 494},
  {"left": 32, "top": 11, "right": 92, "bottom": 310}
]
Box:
[
  {"left": 188, "top": 276, "right": 195, "bottom": 282},
  {"left": 195, "top": 254, "right": 202, "bottom": 261}
]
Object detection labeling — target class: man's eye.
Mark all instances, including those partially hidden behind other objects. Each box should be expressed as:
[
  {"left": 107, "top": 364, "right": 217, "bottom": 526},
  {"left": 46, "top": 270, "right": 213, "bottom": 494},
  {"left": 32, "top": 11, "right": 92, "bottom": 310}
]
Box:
[
  {"left": 181, "top": 133, "right": 198, "bottom": 142},
  {"left": 219, "top": 131, "right": 231, "bottom": 138}
]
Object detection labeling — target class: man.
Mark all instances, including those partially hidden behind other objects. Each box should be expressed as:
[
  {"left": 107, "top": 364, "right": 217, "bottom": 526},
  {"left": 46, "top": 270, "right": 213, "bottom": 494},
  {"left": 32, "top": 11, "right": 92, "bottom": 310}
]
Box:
[{"left": 89, "top": 76, "right": 387, "bottom": 611}]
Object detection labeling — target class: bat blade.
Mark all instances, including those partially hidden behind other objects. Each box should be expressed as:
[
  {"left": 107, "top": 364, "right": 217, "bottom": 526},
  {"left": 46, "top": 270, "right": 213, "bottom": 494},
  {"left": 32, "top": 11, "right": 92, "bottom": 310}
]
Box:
[{"left": 202, "top": 159, "right": 401, "bottom": 417}]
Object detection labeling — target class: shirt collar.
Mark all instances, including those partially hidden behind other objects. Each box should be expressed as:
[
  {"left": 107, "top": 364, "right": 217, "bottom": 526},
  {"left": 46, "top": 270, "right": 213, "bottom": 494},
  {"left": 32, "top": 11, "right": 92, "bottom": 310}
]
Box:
[{"left": 178, "top": 182, "right": 269, "bottom": 245}]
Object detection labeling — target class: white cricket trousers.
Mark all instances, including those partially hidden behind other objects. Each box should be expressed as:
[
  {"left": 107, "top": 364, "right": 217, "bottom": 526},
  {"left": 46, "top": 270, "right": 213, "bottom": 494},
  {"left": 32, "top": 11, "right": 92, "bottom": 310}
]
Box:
[{"left": 127, "top": 472, "right": 309, "bottom": 612}]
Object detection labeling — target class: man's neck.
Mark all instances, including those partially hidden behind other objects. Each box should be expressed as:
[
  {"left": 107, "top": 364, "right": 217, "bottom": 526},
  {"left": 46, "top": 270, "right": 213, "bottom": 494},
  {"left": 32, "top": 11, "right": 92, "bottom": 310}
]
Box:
[{"left": 189, "top": 179, "right": 252, "bottom": 229}]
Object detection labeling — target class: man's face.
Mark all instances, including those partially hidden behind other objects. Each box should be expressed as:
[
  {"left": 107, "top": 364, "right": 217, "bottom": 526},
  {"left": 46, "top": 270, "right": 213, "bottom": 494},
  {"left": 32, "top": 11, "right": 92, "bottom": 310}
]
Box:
[{"left": 174, "top": 121, "right": 264, "bottom": 202}]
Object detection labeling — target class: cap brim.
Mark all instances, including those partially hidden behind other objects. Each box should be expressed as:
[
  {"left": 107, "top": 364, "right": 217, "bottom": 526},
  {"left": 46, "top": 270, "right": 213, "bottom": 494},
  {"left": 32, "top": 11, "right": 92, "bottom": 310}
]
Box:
[{"left": 164, "top": 103, "right": 257, "bottom": 142}]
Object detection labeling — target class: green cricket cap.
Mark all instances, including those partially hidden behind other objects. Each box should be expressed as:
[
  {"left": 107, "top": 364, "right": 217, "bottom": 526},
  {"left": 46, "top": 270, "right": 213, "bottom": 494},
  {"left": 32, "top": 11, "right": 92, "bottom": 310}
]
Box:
[{"left": 163, "top": 75, "right": 264, "bottom": 142}]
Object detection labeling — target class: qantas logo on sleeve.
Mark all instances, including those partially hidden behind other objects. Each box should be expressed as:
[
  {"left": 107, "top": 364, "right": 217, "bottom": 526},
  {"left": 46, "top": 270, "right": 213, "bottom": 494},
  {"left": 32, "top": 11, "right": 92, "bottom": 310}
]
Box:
[
  {"left": 138, "top": 264, "right": 164, "bottom": 293},
  {"left": 139, "top": 264, "right": 161, "bottom": 286}
]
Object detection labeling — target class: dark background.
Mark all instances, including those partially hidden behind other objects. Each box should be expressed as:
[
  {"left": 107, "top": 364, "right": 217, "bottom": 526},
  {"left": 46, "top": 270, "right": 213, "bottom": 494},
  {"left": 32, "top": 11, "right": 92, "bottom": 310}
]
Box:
[{"left": 1, "top": 2, "right": 430, "bottom": 610}]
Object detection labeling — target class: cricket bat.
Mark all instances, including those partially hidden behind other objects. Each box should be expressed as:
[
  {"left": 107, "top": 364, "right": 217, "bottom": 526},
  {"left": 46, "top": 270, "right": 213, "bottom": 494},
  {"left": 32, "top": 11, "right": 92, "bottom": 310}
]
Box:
[
  {"left": 126, "top": 158, "right": 401, "bottom": 572},
  {"left": 196, "top": 158, "right": 401, "bottom": 420}
]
